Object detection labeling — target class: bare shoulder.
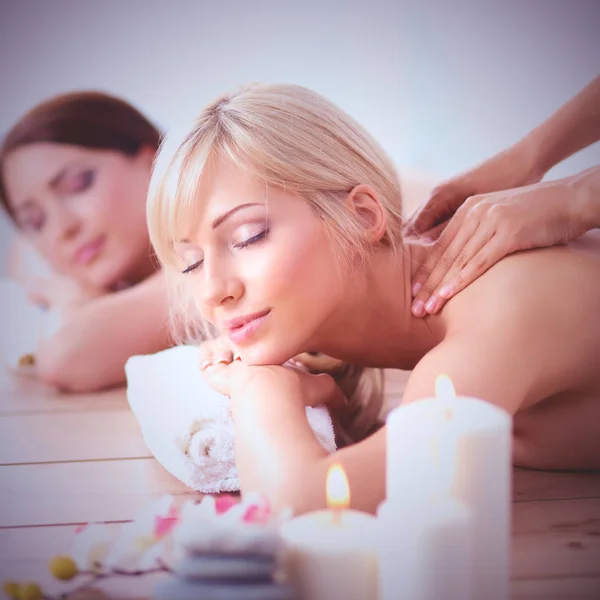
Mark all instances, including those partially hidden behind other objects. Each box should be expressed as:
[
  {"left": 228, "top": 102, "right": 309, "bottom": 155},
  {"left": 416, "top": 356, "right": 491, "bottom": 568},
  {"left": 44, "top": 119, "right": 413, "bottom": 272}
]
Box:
[
  {"left": 446, "top": 230, "right": 600, "bottom": 335},
  {"left": 402, "top": 336, "right": 536, "bottom": 414},
  {"left": 434, "top": 231, "right": 600, "bottom": 408}
]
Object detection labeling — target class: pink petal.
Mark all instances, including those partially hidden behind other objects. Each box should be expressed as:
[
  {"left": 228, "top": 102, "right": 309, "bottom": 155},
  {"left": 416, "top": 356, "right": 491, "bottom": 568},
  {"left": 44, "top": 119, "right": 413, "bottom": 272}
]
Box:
[
  {"left": 75, "top": 523, "right": 88, "bottom": 534},
  {"left": 153, "top": 515, "right": 179, "bottom": 538},
  {"left": 243, "top": 504, "right": 271, "bottom": 524},
  {"left": 215, "top": 495, "right": 239, "bottom": 515},
  {"left": 166, "top": 505, "right": 180, "bottom": 520}
]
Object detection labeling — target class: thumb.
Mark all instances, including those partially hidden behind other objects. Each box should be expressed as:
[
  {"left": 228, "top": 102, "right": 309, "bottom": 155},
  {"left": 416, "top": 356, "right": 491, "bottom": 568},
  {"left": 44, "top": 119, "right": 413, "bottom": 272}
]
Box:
[
  {"left": 420, "top": 218, "right": 450, "bottom": 242},
  {"left": 308, "top": 373, "right": 348, "bottom": 411},
  {"left": 406, "top": 184, "right": 461, "bottom": 236}
]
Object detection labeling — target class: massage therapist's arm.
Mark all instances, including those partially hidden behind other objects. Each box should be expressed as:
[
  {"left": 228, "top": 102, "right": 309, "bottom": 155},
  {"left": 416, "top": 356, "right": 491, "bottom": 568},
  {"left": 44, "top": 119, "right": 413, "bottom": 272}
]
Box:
[
  {"left": 36, "top": 272, "right": 172, "bottom": 392},
  {"left": 527, "top": 76, "right": 600, "bottom": 179},
  {"left": 409, "top": 77, "right": 600, "bottom": 314}
]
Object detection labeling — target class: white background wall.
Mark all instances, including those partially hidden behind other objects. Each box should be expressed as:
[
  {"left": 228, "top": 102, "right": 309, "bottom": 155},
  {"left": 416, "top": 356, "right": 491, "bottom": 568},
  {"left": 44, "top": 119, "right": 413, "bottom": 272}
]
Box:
[{"left": 1, "top": 0, "right": 599, "bottom": 271}]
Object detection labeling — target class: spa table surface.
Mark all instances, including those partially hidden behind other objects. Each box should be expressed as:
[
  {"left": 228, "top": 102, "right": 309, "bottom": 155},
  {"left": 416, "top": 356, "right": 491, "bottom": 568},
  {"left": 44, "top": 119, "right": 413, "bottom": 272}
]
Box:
[{"left": 0, "top": 369, "right": 599, "bottom": 600}]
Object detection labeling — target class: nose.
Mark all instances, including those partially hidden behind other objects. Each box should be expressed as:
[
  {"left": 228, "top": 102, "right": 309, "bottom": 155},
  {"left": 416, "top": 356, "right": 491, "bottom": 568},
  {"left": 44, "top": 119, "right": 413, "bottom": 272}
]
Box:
[
  {"left": 198, "top": 260, "right": 243, "bottom": 310},
  {"left": 52, "top": 204, "right": 82, "bottom": 242}
]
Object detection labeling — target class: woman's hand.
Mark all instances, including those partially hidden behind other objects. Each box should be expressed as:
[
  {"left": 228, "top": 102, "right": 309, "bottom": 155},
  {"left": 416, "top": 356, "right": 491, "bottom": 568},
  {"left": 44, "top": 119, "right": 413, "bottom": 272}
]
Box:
[
  {"left": 197, "top": 334, "right": 240, "bottom": 372},
  {"left": 409, "top": 175, "right": 590, "bottom": 316},
  {"left": 199, "top": 351, "right": 347, "bottom": 411}
]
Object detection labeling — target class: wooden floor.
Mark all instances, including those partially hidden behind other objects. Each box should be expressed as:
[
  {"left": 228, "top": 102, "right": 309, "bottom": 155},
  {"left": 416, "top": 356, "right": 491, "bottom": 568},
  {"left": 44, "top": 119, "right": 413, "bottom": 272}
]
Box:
[{"left": 0, "top": 368, "right": 599, "bottom": 599}]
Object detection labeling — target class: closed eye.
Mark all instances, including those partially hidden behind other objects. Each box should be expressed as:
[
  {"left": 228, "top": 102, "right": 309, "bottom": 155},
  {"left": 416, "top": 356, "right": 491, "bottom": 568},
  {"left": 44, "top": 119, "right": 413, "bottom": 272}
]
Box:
[{"left": 181, "top": 228, "right": 269, "bottom": 274}]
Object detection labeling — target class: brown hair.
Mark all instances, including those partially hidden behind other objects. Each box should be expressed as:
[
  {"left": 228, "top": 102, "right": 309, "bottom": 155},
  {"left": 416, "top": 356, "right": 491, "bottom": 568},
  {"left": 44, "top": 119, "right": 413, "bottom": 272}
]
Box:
[{"left": 0, "top": 91, "right": 162, "bottom": 220}]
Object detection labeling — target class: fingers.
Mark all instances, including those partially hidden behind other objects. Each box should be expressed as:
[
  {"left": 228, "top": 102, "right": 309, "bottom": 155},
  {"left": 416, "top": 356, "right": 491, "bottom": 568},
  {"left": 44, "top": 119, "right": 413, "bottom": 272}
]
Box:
[
  {"left": 279, "top": 363, "right": 348, "bottom": 411},
  {"left": 199, "top": 360, "right": 227, "bottom": 395},
  {"left": 405, "top": 184, "right": 461, "bottom": 236},
  {"left": 418, "top": 228, "right": 497, "bottom": 315},
  {"left": 410, "top": 206, "right": 470, "bottom": 303},
  {"left": 420, "top": 219, "right": 450, "bottom": 242},
  {"left": 306, "top": 373, "right": 348, "bottom": 411},
  {"left": 411, "top": 200, "right": 499, "bottom": 316},
  {"left": 435, "top": 235, "right": 506, "bottom": 304},
  {"left": 198, "top": 336, "right": 237, "bottom": 371},
  {"left": 199, "top": 349, "right": 234, "bottom": 370}
]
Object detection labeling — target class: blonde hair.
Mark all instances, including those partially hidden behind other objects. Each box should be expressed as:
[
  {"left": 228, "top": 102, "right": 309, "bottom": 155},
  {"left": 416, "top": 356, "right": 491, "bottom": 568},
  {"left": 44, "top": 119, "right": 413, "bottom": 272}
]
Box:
[{"left": 147, "top": 83, "right": 405, "bottom": 442}]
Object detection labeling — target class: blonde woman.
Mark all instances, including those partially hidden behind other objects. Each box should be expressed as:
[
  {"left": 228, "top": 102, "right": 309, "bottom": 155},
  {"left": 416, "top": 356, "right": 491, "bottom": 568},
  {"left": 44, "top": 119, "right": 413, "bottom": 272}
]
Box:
[{"left": 147, "top": 84, "right": 600, "bottom": 515}]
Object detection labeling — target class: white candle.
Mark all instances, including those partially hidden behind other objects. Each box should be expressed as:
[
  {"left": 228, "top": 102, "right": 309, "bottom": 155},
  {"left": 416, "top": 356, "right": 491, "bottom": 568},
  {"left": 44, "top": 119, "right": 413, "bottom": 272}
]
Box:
[
  {"left": 280, "top": 464, "right": 379, "bottom": 600},
  {"left": 381, "top": 382, "right": 472, "bottom": 600},
  {"left": 378, "top": 497, "right": 471, "bottom": 600},
  {"left": 385, "top": 375, "right": 511, "bottom": 600},
  {"left": 445, "top": 393, "right": 511, "bottom": 600}
]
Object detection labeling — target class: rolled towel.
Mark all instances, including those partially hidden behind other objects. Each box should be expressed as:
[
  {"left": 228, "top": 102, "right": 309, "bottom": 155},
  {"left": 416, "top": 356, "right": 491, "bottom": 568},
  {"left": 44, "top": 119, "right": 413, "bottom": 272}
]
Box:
[{"left": 125, "top": 346, "right": 336, "bottom": 493}]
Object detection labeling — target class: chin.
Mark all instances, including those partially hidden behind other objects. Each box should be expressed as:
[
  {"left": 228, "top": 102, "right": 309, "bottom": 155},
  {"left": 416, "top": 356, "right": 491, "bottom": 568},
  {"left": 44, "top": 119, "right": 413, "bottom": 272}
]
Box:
[
  {"left": 84, "top": 260, "right": 130, "bottom": 290},
  {"left": 239, "top": 341, "right": 299, "bottom": 367}
]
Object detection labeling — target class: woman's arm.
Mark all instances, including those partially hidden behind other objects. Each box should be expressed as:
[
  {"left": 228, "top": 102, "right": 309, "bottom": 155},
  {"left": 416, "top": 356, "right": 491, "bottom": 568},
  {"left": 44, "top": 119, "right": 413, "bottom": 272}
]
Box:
[
  {"left": 229, "top": 327, "right": 542, "bottom": 516},
  {"left": 36, "top": 271, "right": 172, "bottom": 392},
  {"left": 230, "top": 375, "right": 387, "bottom": 516}
]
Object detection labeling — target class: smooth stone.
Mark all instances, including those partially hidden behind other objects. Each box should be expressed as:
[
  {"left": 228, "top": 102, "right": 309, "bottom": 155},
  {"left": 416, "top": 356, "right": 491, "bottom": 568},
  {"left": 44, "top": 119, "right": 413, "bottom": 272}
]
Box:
[
  {"left": 174, "top": 554, "right": 277, "bottom": 581},
  {"left": 153, "top": 578, "right": 297, "bottom": 600}
]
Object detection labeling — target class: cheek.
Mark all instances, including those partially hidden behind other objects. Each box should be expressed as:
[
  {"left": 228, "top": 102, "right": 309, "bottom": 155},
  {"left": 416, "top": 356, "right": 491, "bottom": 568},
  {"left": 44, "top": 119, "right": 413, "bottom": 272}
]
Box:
[
  {"left": 81, "top": 165, "right": 148, "bottom": 233},
  {"left": 248, "top": 225, "right": 341, "bottom": 309},
  {"left": 32, "top": 236, "right": 63, "bottom": 269}
]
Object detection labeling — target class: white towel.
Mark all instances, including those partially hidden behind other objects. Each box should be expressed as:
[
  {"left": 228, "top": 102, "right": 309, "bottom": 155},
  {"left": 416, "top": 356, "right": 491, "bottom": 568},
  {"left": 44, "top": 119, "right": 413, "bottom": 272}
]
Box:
[
  {"left": 0, "top": 278, "right": 61, "bottom": 372},
  {"left": 125, "top": 345, "right": 337, "bottom": 494}
]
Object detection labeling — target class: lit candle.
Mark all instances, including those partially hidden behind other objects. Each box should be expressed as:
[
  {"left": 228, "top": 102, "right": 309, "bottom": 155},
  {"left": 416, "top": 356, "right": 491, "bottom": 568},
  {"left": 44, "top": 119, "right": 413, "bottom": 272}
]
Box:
[
  {"left": 379, "top": 379, "right": 472, "bottom": 600},
  {"left": 280, "top": 464, "right": 379, "bottom": 600},
  {"left": 384, "top": 375, "right": 511, "bottom": 600},
  {"left": 441, "top": 376, "right": 511, "bottom": 600}
]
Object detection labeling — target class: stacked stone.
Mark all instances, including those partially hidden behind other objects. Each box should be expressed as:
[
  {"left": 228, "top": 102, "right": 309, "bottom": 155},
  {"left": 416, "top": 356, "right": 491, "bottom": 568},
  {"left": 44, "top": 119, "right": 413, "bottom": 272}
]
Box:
[{"left": 154, "top": 496, "right": 296, "bottom": 600}]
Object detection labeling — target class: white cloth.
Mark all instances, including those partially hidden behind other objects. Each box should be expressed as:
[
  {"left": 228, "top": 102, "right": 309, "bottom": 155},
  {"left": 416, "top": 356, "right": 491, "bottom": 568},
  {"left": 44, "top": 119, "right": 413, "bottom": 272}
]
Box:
[
  {"left": 125, "top": 345, "right": 337, "bottom": 493},
  {"left": 0, "top": 278, "right": 61, "bottom": 372}
]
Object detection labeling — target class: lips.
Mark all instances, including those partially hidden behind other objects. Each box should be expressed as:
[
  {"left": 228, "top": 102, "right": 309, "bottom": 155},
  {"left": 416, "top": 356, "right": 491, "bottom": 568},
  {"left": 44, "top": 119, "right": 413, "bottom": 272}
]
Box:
[
  {"left": 74, "top": 236, "right": 105, "bottom": 266},
  {"left": 227, "top": 311, "right": 271, "bottom": 344},
  {"left": 223, "top": 309, "right": 271, "bottom": 332}
]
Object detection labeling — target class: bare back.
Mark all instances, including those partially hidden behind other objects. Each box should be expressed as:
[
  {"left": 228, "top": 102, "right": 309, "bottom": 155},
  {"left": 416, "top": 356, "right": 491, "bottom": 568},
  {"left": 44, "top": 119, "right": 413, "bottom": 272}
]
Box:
[{"left": 443, "top": 229, "right": 600, "bottom": 469}]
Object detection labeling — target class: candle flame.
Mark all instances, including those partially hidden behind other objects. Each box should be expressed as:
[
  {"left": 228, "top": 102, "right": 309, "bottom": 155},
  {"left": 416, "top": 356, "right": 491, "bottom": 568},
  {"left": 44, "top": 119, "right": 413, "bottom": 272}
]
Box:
[
  {"left": 435, "top": 374, "right": 456, "bottom": 399},
  {"left": 326, "top": 463, "right": 350, "bottom": 510}
]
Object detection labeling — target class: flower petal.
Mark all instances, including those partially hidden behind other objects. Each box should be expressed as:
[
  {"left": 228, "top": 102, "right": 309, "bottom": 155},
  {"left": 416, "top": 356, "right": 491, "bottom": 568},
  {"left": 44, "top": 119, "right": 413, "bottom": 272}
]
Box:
[{"left": 70, "top": 523, "right": 112, "bottom": 571}]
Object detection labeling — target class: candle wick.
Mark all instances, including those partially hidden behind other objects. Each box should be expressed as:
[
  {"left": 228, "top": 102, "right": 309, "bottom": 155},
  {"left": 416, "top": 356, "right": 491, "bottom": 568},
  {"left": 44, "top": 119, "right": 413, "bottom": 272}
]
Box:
[{"left": 332, "top": 508, "right": 342, "bottom": 527}]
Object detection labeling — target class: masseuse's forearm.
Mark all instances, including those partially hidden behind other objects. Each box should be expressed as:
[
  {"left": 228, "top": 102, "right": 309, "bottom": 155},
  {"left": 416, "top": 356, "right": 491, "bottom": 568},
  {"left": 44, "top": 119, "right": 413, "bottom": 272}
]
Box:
[
  {"left": 232, "top": 382, "right": 329, "bottom": 513},
  {"left": 523, "top": 76, "right": 600, "bottom": 179},
  {"left": 568, "top": 164, "right": 600, "bottom": 230}
]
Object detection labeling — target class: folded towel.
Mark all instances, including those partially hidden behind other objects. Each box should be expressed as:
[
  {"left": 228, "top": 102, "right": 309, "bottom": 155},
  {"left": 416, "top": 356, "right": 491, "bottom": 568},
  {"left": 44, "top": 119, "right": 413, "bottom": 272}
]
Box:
[{"left": 125, "top": 346, "right": 337, "bottom": 494}]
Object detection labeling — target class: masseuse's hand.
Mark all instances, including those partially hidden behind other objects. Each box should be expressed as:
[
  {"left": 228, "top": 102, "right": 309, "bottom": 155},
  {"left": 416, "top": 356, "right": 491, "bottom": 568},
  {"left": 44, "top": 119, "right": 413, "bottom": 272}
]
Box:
[
  {"left": 409, "top": 175, "right": 590, "bottom": 316},
  {"left": 199, "top": 344, "right": 347, "bottom": 411},
  {"left": 405, "top": 142, "right": 541, "bottom": 238}
]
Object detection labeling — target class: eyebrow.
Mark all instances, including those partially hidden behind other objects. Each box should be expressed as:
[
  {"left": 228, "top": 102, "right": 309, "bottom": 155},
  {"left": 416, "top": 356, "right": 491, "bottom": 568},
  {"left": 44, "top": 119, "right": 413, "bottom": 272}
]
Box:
[
  {"left": 49, "top": 166, "right": 70, "bottom": 189},
  {"left": 211, "top": 202, "right": 264, "bottom": 230}
]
